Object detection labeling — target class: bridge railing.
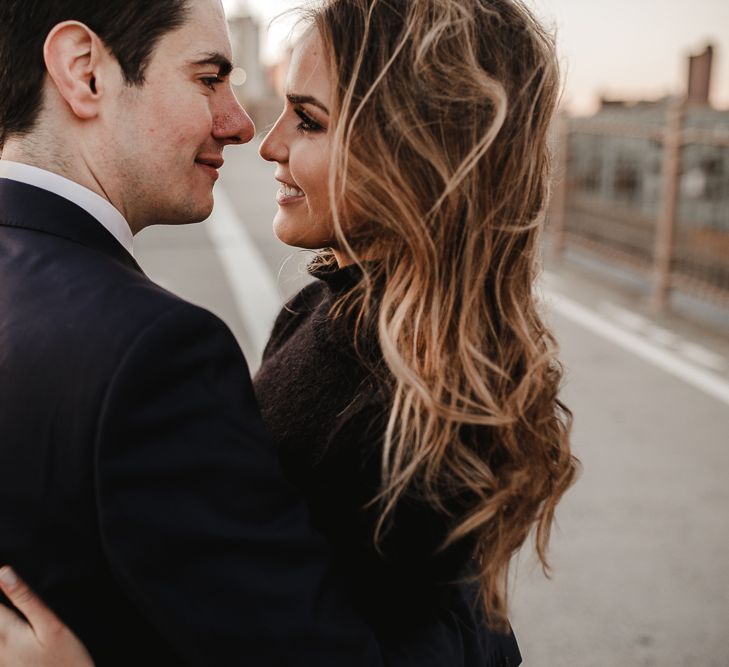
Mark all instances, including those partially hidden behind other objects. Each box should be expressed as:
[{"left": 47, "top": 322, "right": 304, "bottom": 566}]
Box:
[{"left": 548, "top": 99, "right": 729, "bottom": 311}]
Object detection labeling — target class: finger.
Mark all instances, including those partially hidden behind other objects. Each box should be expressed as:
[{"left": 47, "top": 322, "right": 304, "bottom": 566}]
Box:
[
  {"left": 0, "top": 598, "right": 27, "bottom": 645},
  {"left": 0, "top": 567, "right": 64, "bottom": 642}
]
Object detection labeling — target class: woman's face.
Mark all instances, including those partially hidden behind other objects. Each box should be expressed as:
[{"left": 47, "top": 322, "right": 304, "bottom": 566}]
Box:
[{"left": 260, "top": 29, "right": 348, "bottom": 261}]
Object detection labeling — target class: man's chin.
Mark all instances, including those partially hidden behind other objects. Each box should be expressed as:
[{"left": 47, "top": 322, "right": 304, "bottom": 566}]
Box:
[
  {"left": 152, "top": 204, "right": 213, "bottom": 227},
  {"left": 174, "top": 194, "right": 215, "bottom": 225}
]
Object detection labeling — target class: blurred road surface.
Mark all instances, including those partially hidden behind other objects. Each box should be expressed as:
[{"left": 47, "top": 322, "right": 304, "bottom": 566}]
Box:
[{"left": 135, "top": 138, "right": 729, "bottom": 667}]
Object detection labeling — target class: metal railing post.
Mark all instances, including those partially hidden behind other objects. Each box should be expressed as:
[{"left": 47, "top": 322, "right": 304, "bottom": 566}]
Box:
[{"left": 652, "top": 97, "right": 685, "bottom": 312}]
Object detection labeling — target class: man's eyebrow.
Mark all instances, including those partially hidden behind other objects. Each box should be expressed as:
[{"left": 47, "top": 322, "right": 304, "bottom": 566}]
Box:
[
  {"left": 188, "top": 52, "right": 233, "bottom": 77},
  {"left": 287, "top": 94, "right": 330, "bottom": 115}
]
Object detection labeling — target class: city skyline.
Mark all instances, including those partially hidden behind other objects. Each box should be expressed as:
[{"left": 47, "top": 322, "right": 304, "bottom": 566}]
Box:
[{"left": 223, "top": 0, "right": 729, "bottom": 116}]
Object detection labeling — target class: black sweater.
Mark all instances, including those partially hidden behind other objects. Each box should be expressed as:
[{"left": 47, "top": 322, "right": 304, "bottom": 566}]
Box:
[{"left": 253, "top": 263, "right": 521, "bottom": 665}]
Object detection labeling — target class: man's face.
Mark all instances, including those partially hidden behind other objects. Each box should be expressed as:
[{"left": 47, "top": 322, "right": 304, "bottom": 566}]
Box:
[{"left": 97, "top": 0, "right": 253, "bottom": 231}]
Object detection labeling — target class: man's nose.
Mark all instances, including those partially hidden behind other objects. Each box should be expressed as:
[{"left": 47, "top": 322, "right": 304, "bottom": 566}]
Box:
[{"left": 213, "top": 89, "right": 256, "bottom": 145}]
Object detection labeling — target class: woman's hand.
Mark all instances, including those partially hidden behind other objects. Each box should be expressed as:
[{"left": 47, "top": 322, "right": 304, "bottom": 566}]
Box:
[{"left": 0, "top": 566, "right": 94, "bottom": 667}]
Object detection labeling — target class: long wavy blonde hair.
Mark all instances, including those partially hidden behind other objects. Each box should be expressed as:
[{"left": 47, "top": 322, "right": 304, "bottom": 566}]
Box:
[{"left": 307, "top": 0, "right": 579, "bottom": 630}]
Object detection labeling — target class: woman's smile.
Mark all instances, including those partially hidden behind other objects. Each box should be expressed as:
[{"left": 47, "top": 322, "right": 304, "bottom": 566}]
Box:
[{"left": 276, "top": 179, "right": 306, "bottom": 204}]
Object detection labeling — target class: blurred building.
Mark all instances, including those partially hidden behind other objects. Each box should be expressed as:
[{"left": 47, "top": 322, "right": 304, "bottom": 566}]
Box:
[
  {"left": 687, "top": 44, "right": 714, "bottom": 106},
  {"left": 551, "top": 44, "right": 729, "bottom": 310},
  {"left": 227, "top": 15, "right": 267, "bottom": 100},
  {"left": 568, "top": 98, "right": 729, "bottom": 233},
  {"left": 226, "top": 13, "right": 282, "bottom": 128}
]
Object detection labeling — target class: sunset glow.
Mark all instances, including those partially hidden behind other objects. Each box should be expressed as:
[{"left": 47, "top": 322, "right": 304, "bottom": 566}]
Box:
[{"left": 224, "top": 0, "right": 729, "bottom": 115}]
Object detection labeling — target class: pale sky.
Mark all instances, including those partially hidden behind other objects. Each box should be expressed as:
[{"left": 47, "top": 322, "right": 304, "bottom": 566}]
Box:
[{"left": 223, "top": 0, "right": 729, "bottom": 116}]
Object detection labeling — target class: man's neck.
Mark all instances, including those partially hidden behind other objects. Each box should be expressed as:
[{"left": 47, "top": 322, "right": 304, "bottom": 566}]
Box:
[
  {"left": 2, "top": 138, "right": 69, "bottom": 179},
  {"left": 2, "top": 139, "right": 135, "bottom": 232},
  {"left": 3, "top": 141, "right": 97, "bottom": 197},
  {"left": 1, "top": 145, "right": 136, "bottom": 254}
]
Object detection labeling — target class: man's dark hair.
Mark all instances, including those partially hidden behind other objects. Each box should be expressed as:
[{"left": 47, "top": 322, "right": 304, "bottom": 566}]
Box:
[{"left": 0, "top": 0, "right": 190, "bottom": 145}]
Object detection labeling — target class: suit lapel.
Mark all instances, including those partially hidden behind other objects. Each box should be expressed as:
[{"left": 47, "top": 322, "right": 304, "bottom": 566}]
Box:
[{"left": 0, "top": 178, "right": 144, "bottom": 275}]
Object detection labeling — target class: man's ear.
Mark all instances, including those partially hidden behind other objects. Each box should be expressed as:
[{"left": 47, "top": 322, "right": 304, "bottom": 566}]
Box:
[{"left": 43, "top": 21, "right": 110, "bottom": 120}]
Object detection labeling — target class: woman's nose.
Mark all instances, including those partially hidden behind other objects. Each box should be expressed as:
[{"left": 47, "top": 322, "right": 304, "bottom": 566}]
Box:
[{"left": 259, "top": 115, "right": 287, "bottom": 163}]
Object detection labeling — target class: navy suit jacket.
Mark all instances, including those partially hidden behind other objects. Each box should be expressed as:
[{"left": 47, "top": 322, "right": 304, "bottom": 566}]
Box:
[{"left": 0, "top": 179, "right": 386, "bottom": 666}]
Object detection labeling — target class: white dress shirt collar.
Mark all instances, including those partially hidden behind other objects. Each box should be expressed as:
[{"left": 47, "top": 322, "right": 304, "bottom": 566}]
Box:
[{"left": 0, "top": 160, "right": 134, "bottom": 256}]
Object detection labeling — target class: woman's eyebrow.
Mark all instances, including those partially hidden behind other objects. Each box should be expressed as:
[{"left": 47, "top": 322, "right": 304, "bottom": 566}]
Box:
[{"left": 287, "top": 94, "right": 330, "bottom": 115}]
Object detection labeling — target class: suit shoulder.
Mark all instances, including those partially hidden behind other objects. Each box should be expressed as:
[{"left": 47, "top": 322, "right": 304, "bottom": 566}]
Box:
[
  {"left": 61, "top": 252, "right": 234, "bottom": 347},
  {"left": 107, "top": 286, "right": 244, "bottom": 375}
]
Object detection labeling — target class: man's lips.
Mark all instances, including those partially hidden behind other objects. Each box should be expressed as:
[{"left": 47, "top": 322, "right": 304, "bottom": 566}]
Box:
[
  {"left": 196, "top": 155, "right": 224, "bottom": 169},
  {"left": 195, "top": 156, "right": 224, "bottom": 180}
]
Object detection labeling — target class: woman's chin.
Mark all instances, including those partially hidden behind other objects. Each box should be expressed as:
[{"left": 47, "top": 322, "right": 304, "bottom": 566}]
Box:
[{"left": 272, "top": 215, "right": 333, "bottom": 251}]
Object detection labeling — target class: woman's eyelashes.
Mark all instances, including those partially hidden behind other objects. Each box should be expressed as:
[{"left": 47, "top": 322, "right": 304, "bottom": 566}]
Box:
[{"left": 294, "top": 108, "right": 325, "bottom": 133}]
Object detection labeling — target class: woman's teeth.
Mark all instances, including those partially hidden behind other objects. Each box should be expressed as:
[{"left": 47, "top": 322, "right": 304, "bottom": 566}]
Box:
[{"left": 281, "top": 184, "right": 304, "bottom": 197}]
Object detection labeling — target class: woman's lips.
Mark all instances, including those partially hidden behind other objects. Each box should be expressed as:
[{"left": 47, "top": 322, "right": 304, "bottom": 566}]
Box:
[{"left": 276, "top": 181, "right": 305, "bottom": 204}]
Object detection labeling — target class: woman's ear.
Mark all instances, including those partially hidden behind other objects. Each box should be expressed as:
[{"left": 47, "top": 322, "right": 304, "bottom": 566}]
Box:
[{"left": 43, "top": 21, "right": 108, "bottom": 120}]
